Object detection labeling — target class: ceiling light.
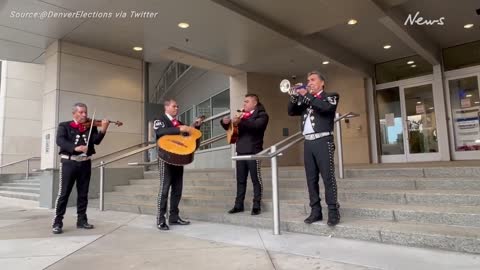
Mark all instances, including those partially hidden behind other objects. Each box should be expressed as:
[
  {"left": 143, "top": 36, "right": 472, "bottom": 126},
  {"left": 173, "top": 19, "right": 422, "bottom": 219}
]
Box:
[
  {"left": 411, "top": 64, "right": 417, "bottom": 68},
  {"left": 383, "top": 44, "right": 391, "bottom": 49},
  {"left": 178, "top": 22, "right": 190, "bottom": 29},
  {"left": 322, "top": 61, "right": 330, "bottom": 65},
  {"left": 407, "top": 61, "right": 415, "bottom": 65},
  {"left": 347, "top": 19, "right": 358, "bottom": 25},
  {"left": 464, "top": 24, "right": 474, "bottom": 29},
  {"left": 132, "top": 47, "right": 143, "bottom": 51},
  {"left": 466, "top": 94, "right": 473, "bottom": 97},
  {"left": 475, "top": 101, "right": 480, "bottom": 104},
  {"left": 417, "top": 101, "right": 422, "bottom": 104},
  {"left": 429, "top": 107, "right": 434, "bottom": 110}
]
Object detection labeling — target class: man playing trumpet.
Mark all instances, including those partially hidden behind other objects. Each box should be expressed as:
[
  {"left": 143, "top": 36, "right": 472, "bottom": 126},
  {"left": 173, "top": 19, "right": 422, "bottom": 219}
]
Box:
[
  {"left": 221, "top": 94, "right": 269, "bottom": 215},
  {"left": 287, "top": 71, "right": 341, "bottom": 226}
]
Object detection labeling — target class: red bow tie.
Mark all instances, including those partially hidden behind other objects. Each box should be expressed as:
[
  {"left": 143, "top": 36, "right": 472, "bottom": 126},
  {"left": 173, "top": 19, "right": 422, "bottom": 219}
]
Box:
[
  {"left": 314, "top": 92, "right": 323, "bottom": 99},
  {"left": 241, "top": 112, "right": 252, "bottom": 120},
  {"left": 70, "top": 121, "right": 86, "bottom": 132},
  {"left": 171, "top": 118, "right": 180, "bottom": 127}
]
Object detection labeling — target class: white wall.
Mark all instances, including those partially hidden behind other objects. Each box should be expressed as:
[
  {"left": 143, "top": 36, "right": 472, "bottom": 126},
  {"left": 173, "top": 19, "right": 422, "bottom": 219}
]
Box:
[
  {"left": 41, "top": 41, "right": 144, "bottom": 169},
  {"left": 0, "top": 60, "right": 44, "bottom": 172}
]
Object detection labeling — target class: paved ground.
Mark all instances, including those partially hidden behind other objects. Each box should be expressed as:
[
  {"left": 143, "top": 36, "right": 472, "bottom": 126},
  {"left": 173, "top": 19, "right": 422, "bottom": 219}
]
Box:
[{"left": 1, "top": 197, "right": 480, "bottom": 270}]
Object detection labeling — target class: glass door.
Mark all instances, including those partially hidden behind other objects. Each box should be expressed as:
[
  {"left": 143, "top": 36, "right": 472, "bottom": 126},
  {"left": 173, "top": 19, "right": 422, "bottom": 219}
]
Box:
[
  {"left": 446, "top": 75, "right": 480, "bottom": 160},
  {"left": 376, "top": 83, "right": 440, "bottom": 162},
  {"left": 377, "top": 87, "right": 406, "bottom": 162},
  {"left": 403, "top": 84, "right": 440, "bottom": 161}
]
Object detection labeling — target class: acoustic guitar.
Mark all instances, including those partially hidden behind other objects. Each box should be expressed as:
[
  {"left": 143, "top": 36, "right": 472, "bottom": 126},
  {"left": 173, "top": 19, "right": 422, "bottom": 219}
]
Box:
[
  {"left": 226, "top": 110, "right": 243, "bottom": 144},
  {"left": 157, "top": 116, "right": 205, "bottom": 166}
]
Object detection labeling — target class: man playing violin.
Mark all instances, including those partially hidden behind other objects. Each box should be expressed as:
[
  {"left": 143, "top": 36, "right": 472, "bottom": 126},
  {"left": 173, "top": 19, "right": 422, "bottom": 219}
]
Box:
[
  {"left": 52, "top": 103, "right": 109, "bottom": 234},
  {"left": 153, "top": 98, "right": 203, "bottom": 231},
  {"left": 221, "top": 94, "right": 269, "bottom": 215}
]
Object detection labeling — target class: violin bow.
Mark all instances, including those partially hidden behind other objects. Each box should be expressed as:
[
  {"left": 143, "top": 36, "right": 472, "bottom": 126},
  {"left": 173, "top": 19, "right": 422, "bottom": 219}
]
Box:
[{"left": 84, "top": 110, "right": 96, "bottom": 154}]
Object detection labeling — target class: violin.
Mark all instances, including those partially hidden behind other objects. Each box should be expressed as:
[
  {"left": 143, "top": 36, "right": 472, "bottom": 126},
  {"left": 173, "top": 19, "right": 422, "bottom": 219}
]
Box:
[{"left": 81, "top": 118, "right": 123, "bottom": 129}]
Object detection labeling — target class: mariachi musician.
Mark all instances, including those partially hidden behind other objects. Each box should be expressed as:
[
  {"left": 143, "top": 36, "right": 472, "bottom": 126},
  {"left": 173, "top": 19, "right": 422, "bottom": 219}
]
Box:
[
  {"left": 221, "top": 94, "right": 269, "bottom": 215},
  {"left": 52, "top": 102, "right": 117, "bottom": 234},
  {"left": 153, "top": 98, "right": 203, "bottom": 231},
  {"left": 287, "top": 70, "right": 341, "bottom": 226}
]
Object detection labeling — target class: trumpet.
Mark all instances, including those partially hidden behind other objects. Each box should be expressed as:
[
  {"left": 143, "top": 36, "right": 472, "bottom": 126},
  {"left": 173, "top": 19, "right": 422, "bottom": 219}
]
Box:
[{"left": 279, "top": 79, "right": 308, "bottom": 96}]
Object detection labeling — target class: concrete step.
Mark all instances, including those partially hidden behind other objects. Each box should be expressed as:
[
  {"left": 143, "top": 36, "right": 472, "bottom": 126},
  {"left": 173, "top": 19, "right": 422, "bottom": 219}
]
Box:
[
  {"left": 114, "top": 185, "right": 307, "bottom": 200},
  {"left": 345, "top": 166, "right": 480, "bottom": 178},
  {"left": 103, "top": 191, "right": 480, "bottom": 227},
  {"left": 4, "top": 179, "right": 41, "bottom": 185},
  {"left": 0, "top": 190, "right": 39, "bottom": 201},
  {"left": 339, "top": 189, "right": 480, "bottom": 206},
  {"left": 131, "top": 176, "right": 480, "bottom": 191},
  {"left": 0, "top": 182, "right": 41, "bottom": 188},
  {"left": 0, "top": 186, "right": 40, "bottom": 194},
  {"left": 109, "top": 184, "right": 480, "bottom": 207},
  {"left": 103, "top": 201, "right": 480, "bottom": 254}
]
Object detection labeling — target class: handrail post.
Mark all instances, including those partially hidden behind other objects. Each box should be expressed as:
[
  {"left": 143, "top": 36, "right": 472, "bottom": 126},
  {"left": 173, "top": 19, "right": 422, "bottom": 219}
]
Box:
[
  {"left": 26, "top": 159, "right": 30, "bottom": 179},
  {"left": 99, "top": 161, "right": 105, "bottom": 211},
  {"left": 270, "top": 145, "right": 281, "bottom": 235},
  {"left": 335, "top": 113, "right": 344, "bottom": 179}
]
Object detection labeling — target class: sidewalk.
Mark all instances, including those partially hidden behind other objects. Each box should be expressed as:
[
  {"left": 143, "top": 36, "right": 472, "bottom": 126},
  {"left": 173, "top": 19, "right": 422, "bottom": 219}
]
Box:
[{"left": 1, "top": 197, "right": 479, "bottom": 270}]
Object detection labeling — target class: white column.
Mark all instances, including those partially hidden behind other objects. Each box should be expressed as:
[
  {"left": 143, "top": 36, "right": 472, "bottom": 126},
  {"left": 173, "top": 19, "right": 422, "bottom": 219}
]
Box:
[
  {"left": 366, "top": 77, "right": 379, "bottom": 163},
  {"left": 41, "top": 41, "right": 61, "bottom": 169},
  {"left": 432, "top": 64, "right": 451, "bottom": 161}
]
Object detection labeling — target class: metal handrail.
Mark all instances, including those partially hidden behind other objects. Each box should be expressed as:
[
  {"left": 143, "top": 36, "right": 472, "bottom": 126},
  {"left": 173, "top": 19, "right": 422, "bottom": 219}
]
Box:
[
  {"left": 232, "top": 111, "right": 359, "bottom": 235},
  {"left": 96, "top": 111, "right": 231, "bottom": 211},
  {"left": 92, "top": 141, "right": 154, "bottom": 162},
  {"left": 0, "top": 156, "right": 40, "bottom": 169},
  {"left": 0, "top": 156, "right": 41, "bottom": 179}
]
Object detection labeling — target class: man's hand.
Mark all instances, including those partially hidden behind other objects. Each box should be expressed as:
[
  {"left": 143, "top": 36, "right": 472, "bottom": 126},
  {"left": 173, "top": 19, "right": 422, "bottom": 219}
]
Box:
[
  {"left": 75, "top": 145, "right": 88, "bottom": 153},
  {"left": 222, "top": 116, "right": 231, "bottom": 125},
  {"left": 297, "top": 89, "right": 308, "bottom": 96},
  {"left": 232, "top": 116, "right": 241, "bottom": 125},
  {"left": 193, "top": 117, "right": 204, "bottom": 127},
  {"left": 101, "top": 119, "right": 110, "bottom": 132},
  {"left": 179, "top": 125, "right": 191, "bottom": 133}
]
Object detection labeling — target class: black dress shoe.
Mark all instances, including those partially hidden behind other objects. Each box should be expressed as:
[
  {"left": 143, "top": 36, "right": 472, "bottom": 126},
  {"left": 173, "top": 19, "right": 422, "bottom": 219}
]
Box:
[
  {"left": 52, "top": 225, "right": 63, "bottom": 234},
  {"left": 76, "top": 222, "right": 94, "bottom": 229},
  {"left": 327, "top": 209, "right": 340, "bottom": 226},
  {"left": 228, "top": 207, "right": 244, "bottom": 214},
  {"left": 169, "top": 217, "right": 191, "bottom": 225},
  {"left": 251, "top": 208, "right": 261, "bottom": 215},
  {"left": 157, "top": 222, "right": 170, "bottom": 231},
  {"left": 304, "top": 212, "right": 323, "bottom": 224}
]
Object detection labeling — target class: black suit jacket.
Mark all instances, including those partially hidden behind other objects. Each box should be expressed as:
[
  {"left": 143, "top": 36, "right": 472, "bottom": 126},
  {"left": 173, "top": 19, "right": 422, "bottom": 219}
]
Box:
[
  {"left": 221, "top": 104, "right": 269, "bottom": 155},
  {"left": 153, "top": 114, "right": 202, "bottom": 152},
  {"left": 288, "top": 91, "right": 339, "bottom": 133},
  {"left": 56, "top": 121, "right": 105, "bottom": 156}
]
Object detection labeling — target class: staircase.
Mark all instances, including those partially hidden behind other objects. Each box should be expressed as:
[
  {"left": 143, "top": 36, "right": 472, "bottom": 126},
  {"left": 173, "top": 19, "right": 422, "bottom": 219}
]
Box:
[
  {"left": 103, "top": 165, "right": 480, "bottom": 254},
  {"left": 0, "top": 175, "right": 40, "bottom": 201}
]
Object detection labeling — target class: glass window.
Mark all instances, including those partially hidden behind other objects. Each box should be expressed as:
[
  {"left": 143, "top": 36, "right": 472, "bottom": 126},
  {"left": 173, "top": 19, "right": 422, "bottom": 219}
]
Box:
[
  {"left": 211, "top": 90, "right": 230, "bottom": 148},
  {"left": 443, "top": 40, "right": 480, "bottom": 71},
  {"left": 376, "top": 87, "right": 404, "bottom": 155},
  {"left": 375, "top": 55, "right": 432, "bottom": 84},
  {"left": 448, "top": 76, "right": 480, "bottom": 151},
  {"left": 197, "top": 99, "right": 212, "bottom": 150}
]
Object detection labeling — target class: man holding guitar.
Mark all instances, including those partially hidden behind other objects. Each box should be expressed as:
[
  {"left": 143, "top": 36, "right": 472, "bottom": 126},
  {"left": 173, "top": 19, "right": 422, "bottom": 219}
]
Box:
[
  {"left": 221, "top": 94, "right": 269, "bottom": 215},
  {"left": 153, "top": 98, "right": 203, "bottom": 231}
]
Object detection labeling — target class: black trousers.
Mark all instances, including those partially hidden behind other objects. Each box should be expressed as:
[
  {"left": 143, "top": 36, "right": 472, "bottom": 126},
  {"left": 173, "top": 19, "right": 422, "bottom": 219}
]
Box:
[
  {"left": 157, "top": 160, "right": 184, "bottom": 224},
  {"left": 53, "top": 159, "right": 92, "bottom": 226},
  {"left": 235, "top": 159, "right": 263, "bottom": 209},
  {"left": 304, "top": 136, "right": 339, "bottom": 214}
]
